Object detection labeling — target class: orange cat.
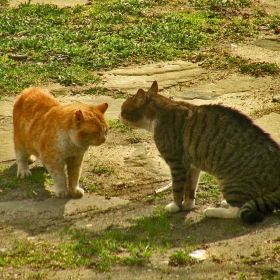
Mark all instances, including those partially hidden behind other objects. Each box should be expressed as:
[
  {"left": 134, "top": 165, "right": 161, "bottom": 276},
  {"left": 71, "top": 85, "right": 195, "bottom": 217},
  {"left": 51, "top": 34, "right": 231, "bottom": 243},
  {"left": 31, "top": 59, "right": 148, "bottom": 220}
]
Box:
[{"left": 13, "top": 87, "right": 109, "bottom": 198}]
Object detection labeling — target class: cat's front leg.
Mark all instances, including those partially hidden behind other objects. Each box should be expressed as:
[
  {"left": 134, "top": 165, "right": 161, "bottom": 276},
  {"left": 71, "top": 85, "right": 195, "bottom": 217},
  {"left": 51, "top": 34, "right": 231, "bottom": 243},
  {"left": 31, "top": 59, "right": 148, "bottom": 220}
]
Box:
[
  {"left": 165, "top": 163, "right": 187, "bottom": 213},
  {"left": 181, "top": 168, "right": 200, "bottom": 211},
  {"left": 47, "top": 164, "right": 69, "bottom": 198},
  {"left": 66, "top": 155, "right": 85, "bottom": 198}
]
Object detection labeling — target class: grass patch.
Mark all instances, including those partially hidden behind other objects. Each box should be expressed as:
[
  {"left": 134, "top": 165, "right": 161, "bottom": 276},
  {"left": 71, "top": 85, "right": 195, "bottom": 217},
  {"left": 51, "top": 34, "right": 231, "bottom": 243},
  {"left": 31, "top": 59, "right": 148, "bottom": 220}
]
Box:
[
  {"left": 0, "top": 209, "right": 173, "bottom": 271},
  {"left": 202, "top": 49, "right": 280, "bottom": 77},
  {"left": 1, "top": 0, "right": 279, "bottom": 95},
  {"left": 196, "top": 172, "right": 220, "bottom": 203},
  {"left": 168, "top": 246, "right": 198, "bottom": 267},
  {"left": 91, "top": 162, "right": 114, "bottom": 175},
  {"left": 108, "top": 120, "right": 132, "bottom": 132},
  {"left": 0, "top": 164, "right": 51, "bottom": 198}
]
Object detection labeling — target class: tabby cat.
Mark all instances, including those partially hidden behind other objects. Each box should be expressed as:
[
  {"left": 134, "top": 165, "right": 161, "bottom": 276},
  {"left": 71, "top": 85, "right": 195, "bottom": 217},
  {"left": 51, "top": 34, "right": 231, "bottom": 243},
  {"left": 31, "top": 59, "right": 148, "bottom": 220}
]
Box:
[
  {"left": 119, "top": 81, "right": 280, "bottom": 223},
  {"left": 13, "top": 87, "right": 109, "bottom": 198}
]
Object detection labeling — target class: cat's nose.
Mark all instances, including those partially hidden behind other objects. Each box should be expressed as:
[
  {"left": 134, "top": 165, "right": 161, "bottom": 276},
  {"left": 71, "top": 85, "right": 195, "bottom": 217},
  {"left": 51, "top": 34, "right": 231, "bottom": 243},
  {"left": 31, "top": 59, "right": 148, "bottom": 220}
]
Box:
[{"left": 100, "top": 136, "right": 106, "bottom": 143}]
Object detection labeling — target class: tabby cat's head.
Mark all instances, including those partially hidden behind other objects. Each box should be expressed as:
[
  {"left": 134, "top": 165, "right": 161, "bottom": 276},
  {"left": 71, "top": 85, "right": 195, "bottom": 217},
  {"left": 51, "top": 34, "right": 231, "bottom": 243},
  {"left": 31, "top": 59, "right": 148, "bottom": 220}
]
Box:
[
  {"left": 119, "top": 81, "right": 159, "bottom": 132},
  {"left": 74, "top": 103, "right": 109, "bottom": 147}
]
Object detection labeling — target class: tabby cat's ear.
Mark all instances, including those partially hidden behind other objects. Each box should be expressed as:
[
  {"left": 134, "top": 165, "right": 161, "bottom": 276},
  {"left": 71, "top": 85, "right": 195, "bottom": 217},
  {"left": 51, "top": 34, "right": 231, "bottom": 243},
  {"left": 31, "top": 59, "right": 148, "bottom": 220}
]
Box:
[
  {"left": 96, "top": 103, "right": 108, "bottom": 114},
  {"left": 148, "top": 81, "right": 158, "bottom": 94},
  {"left": 75, "top": 110, "right": 84, "bottom": 122},
  {"left": 134, "top": 89, "right": 146, "bottom": 108}
]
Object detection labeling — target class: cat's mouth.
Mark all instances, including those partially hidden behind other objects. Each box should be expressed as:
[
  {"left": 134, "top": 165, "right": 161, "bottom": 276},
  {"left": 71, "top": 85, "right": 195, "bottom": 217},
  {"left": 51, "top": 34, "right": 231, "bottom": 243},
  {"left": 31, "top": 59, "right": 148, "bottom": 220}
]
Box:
[{"left": 118, "top": 113, "right": 131, "bottom": 126}]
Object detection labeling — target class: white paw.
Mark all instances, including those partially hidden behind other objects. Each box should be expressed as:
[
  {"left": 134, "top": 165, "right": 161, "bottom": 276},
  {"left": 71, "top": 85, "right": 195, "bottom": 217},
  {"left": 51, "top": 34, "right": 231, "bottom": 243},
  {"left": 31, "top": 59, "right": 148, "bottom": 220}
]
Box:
[
  {"left": 17, "top": 170, "right": 32, "bottom": 178},
  {"left": 203, "top": 207, "right": 216, "bottom": 218},
  {"left": 165, "top": 202, "right": 180, "bottom": 213},
  {"left": 181, "top": 199, "right": 195, "bottom": 211},
  {"left": 221, "top": 200, "right": 229, "bottom": 208},
  {"left": 70, "top": 187, "right": 85, "bottom": 198},
  {"left": 204, "top": 206, "right": 239, "bottom": 219},
  {"left": 55, "top": 189, "right": 70, "bottom": 198}
]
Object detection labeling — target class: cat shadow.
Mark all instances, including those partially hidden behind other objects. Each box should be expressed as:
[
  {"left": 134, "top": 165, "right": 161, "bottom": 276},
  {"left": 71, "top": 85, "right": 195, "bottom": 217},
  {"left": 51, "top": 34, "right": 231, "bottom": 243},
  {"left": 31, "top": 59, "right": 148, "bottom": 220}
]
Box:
[
  {"left": 1, "top": 162, "right": 73, "bottom": 235},
  {"left": 168, "top": 209, "right": 280, "bottom": 247}
]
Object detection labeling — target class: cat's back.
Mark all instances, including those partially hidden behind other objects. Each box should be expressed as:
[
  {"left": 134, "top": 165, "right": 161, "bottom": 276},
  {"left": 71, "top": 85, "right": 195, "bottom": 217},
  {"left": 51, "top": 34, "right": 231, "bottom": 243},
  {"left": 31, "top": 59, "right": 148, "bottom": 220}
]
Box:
[
  {"left": 185, "top": 103, "right": 280, "bottom": 176},
  {"left": 14, "top": 87, "right": 60, "bottom": 118}
]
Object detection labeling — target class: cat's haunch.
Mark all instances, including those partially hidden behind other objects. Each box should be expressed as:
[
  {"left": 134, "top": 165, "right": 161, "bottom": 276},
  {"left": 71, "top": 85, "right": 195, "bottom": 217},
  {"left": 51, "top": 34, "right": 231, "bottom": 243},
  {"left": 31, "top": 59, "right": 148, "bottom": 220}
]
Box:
[{"left": 13, "top": 87, "right": 109, "bottom": 198}]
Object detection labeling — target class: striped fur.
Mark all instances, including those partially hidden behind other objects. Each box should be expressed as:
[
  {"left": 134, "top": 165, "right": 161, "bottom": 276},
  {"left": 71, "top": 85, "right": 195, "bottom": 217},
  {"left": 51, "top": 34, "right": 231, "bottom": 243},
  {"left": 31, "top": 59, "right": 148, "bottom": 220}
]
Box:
[{"left": 120, "top": 81, "right": 280, "bottom": 223}]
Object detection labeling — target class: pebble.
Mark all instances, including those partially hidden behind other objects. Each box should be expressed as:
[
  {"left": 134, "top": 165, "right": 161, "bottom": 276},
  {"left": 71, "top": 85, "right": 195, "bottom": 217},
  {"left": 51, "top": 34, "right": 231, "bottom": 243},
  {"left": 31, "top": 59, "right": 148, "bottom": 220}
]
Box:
[{"left": 272, "top": 95, "right": 280, "bottom": 102}]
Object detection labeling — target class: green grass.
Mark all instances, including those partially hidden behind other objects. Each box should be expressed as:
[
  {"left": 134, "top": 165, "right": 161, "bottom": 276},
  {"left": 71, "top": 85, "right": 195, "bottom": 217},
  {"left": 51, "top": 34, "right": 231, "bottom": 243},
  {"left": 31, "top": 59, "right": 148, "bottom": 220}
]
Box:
[
  {"left": 91, "top": 162, "right": 114, "bottom": 175},
  {"left": 0, "top": 209, "right": 175, "bottom": 272},
  {"left": 196, "top": 172, "right": 220, "bottom": 202},
  {"left": 0, "top": 164, "right": 53, "bottom": 198},
  {"left": 108, "top": 120, "right": 132, "bottom": 132},
  {"left": 0, "top": 0, "right": 279, "bottom": 95},
  {"left": 0, "top": 165, "right": 46, "bottom": 194},
  {"left": 168, "top": 246, "right": 198, "bottom": 267}
]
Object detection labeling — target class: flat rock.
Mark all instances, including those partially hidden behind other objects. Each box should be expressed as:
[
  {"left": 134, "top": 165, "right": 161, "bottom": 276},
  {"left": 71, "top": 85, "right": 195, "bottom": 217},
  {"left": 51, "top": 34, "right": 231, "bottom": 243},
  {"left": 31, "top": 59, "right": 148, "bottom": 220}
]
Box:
[
  {"left": 100, "top": 60, "right": 206, "bottom": 94},
  {"left": 174, "top": 74, "right": 273, "bottom": 100}
]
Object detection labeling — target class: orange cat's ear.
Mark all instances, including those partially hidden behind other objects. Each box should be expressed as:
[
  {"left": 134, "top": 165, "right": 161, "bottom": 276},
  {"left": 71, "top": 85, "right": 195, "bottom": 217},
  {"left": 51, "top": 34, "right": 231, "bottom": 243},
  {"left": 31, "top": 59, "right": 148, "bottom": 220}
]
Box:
[
  {"left": 133, "top": 88, "right": 146, "bottom": 108},
  {"left": 148, "top": 81, "right": 158, "bottom": 94},
  {"left": 96, "top": 103, "right": 108, "bottom": 114},
  {"left": 75, "top": 110, "right": 84, "bottom": 122}
]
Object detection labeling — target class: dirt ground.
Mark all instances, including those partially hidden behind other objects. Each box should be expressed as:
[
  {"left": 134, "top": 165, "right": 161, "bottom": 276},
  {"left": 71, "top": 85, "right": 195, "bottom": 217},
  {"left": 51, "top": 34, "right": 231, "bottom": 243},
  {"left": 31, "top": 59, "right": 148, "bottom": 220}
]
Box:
[{"left": 1, "top": 1, "right": 280, "bottom": 280}]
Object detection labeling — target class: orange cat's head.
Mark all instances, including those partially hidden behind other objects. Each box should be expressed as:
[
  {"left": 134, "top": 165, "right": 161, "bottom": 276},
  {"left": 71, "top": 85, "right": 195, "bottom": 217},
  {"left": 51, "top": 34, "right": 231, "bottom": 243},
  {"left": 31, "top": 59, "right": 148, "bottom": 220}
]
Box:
[{"left": 72, "top": 103, "right": 109, "bottom": 148}]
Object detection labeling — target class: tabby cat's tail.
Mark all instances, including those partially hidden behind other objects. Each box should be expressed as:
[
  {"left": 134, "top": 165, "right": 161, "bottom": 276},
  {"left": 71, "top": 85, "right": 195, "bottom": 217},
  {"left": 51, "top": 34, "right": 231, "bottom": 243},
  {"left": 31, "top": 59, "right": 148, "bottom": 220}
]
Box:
[{"left": 239, "top": 189, "right": 280, "bottom": 223}]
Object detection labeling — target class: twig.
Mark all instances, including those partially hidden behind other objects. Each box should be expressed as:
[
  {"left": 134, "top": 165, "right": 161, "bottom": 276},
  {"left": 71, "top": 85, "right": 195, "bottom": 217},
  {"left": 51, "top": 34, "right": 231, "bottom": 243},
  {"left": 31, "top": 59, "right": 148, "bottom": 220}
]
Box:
[
  {"left": 8, "top": 54, "right": 28, "bottom": 60},
  {"left": 155, "top": 182, "right": 172, "bottom": 194}
]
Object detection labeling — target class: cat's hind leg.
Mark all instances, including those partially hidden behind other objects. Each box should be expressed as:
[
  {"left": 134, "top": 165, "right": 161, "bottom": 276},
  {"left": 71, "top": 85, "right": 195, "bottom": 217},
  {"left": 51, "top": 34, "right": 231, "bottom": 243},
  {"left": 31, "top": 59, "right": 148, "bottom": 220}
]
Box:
[
  {"left": 15, "top": 149, "right": 32, "bottom": 178},
  {"left": 204, "top": 205, "right": 239, "bottom": 219},
  {"left": 66, "top": 155, "right": 85, "bottom": 198},
  {"left": 181, "top": 168, "right": 200, "bottom": 211}
]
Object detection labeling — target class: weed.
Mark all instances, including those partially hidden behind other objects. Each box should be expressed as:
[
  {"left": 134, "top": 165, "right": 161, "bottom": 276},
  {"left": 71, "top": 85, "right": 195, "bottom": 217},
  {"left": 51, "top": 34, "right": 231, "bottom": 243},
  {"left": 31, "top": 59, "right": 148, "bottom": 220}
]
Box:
[
  {"left": 146, "top": 191, "right": 167, "bottom": 203},
  {"left": 239, "top": 272, "right": 247, "bottom": 280},
  {"left": 168, "top": 246, "right": 198, "bottom": 267},
  {"left": 84, "top": 87, "right": 107, "bottom": 95},
  {"left": 239, "top": 62, "right": 280, "bottom": 77},
  {"left": 272, "top": 236, "right": 280, "bottom": 243},
  {"left": 108, "top": 120, "right": 132, "bottom": 132},
  {"left": 27, "top": 271, "right": 49, "bottom": 280},
  {"left": 85, "top": 180, "right": 100, "bottom": 193},
  {"left": 273, "top": 245, "right": 280, "bottom": 254},
  {"left": 127, "top": 132, "right": 143, "bottom": 143},
  {"left": 114, "top": 93, "right": 129, "bottom": 99},
  {"left": 251, "top": 247, "right": 261, "bottom": 257},
  {"left": 91, "top": 163, "right": 114, "bottom": 175}
]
